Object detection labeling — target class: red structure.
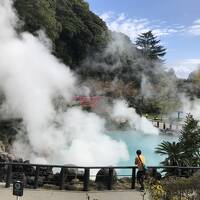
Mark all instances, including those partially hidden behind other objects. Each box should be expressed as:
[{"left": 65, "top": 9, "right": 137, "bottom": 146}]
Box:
[{"left": 73, "top": 96, "right": 101, "bottom": 109}]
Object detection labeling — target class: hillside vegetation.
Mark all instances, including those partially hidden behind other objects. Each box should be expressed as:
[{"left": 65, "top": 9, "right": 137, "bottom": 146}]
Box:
[{"left": 14, "top": 0, "right": 108, "bottom": 67}]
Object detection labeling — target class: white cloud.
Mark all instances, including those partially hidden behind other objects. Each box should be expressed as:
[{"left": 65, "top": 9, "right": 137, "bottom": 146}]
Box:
[
  {"left": 100, "top": 12, "right": 185, "bottom": 41},
  {"left": 100, "top": 11, "right": 114, "bottom": 22},
  {"left": 167, "top": 59, "right": 200, "bottom": 79},
  {"left": 188, "top": 19, "right": 200, "bottom": 36},
  {"left": 100, "top": 11, "right": 200, "bottom": 39}
]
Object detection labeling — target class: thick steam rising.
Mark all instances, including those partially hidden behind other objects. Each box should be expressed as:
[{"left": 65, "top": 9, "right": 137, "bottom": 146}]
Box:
[
  {"left": 111, "top": 100, "right": 159, "bottom": 135},
  {"left": 0, "top": 0, "right": 129, "bottom": 165}
]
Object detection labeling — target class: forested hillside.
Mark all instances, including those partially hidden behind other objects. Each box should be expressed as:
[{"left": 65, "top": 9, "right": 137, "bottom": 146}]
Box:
[{"left": 14, "top": 0, "right": 108, "bottom": 68}]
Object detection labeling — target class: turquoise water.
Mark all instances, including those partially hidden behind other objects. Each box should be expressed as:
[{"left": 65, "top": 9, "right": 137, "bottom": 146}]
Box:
[{"left": 109, "top": 131, "right": 178, "bottom": 167}]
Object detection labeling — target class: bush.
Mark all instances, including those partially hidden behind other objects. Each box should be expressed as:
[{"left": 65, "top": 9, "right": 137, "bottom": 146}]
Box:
[{"left": 147, "top": 171, "right": 200, "bottom": 200}]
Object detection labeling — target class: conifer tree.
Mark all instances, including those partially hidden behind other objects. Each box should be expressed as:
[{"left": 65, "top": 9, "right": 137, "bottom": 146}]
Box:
[
  {"left": 135, "top": 30, "right": 166, "bottom": 60},
  {"left": 179, "top": 114, "right": 200, "bottom": 165}
]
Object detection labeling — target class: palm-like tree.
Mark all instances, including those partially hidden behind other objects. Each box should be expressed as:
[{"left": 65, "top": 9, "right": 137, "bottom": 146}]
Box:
[
  {"left": 155, "top": 141, "right": 185, "bottom": 166},
  {"left": 155, "top": 141, "right": 190, "bottom": 176}
]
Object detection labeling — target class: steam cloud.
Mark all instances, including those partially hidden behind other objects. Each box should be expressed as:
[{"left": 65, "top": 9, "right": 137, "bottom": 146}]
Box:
[
  {"left": 181, "top": 94, "right": 200, "bottom": 119},
  {"left": 0, "top": 0, "right": 129, "bottom": 165},
  {"left": 111, "top": 100, "right": 159, "bottom": 135}
]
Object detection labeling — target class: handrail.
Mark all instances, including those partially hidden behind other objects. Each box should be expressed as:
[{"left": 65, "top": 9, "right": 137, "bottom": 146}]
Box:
[
  {"left": 0, "top": 162, "right": 137, "bottom": 168},
  {"left": 2, "top": 162, "right": 200, "bottom": 169},
  {"left": 0, "top": 162, "right": 200, "bottom": 191}
]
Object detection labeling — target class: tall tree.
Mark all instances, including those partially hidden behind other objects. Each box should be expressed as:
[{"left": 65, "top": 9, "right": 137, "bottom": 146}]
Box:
[
  {"left": 135, "top": 30, "right": 166, "bottom": 60},
  {"left": 179, "top": 114, "right": 200, "bottom": 165}
]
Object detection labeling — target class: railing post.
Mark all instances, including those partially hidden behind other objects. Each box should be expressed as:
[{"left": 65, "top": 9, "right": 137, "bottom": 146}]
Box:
[
  {"left": 60, "top": 167, "right": 65, "bottom": 190},
  {"left": 34, "top": 166, "right": 40, "bottom": 189},
  {"left": 83, "top": 168, "right": 90, "bottom": 191},
  {"left": 5, "top": 164, "right": 12, "bottom": 188},
  {"left": 163, "top": 123, "right": 166, "bottom": 130},
  {"left": 179, "top": 168, "right": 182, "bottom": 177},
  {"left": 131, "top": 167, "right": 136, "bottom": 189},
  {"left": 151, "top": 167, "right": 156, "bottom": 178},
  {"left": 108, "top": 168, "right": 114, "bottom": 190},
  {"left": 177, "top": 167, "right": 181, "bottom": 177}
]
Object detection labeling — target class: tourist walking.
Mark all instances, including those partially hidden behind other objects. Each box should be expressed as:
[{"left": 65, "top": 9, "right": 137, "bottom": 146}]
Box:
[{"left": 135, "top": 149, "right": 146, "bottom": 191}]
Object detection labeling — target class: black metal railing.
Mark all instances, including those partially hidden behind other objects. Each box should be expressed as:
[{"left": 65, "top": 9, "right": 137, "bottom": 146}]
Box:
[{"left": 1, "top": 162, "right": 200, "bottom": 191}]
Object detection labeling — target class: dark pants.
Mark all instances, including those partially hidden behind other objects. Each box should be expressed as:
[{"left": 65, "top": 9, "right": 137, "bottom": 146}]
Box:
[{"left": 137, "top": 170, "right": 145, "bottom": 190}]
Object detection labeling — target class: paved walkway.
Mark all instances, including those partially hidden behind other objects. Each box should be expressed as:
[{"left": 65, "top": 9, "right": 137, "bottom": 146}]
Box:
[{"left": 0, "top": 186, "right": 150, "bottom": 200}]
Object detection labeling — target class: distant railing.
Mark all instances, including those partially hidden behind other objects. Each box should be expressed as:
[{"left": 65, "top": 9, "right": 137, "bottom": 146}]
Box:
[
  {"left": 151, "top": 120, "right": 184, "bottom": 132},
  {"left": 1, "top": 162, "right": 200, "bottom": 191}
]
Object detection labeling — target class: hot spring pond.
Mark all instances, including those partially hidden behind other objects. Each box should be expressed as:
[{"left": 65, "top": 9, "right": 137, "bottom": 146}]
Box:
[{"left": 108, "top": 131, "right": 178, "bottom": 167}]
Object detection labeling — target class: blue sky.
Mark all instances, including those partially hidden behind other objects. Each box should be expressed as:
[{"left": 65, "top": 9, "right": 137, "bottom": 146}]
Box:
[{"left": 86, "top": 0, "right": 200, "bottom": 78}]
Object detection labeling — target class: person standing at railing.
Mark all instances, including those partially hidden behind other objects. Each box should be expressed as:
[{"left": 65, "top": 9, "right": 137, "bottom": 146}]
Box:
[{"left": 135, "top": 149, "right": 146, "bottom": 191}]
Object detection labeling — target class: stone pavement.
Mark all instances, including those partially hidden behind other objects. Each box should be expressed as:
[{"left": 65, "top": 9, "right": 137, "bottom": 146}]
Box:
[{"left": 0, "top": 186, "right": 150, "bottom": 200}]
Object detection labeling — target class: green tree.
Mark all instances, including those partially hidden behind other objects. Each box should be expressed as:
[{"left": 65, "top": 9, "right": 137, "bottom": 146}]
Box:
[
  {"left": 155, "top": 141, "right": 186, "bottom": 167},
  {"left": 155, "top": 141, "right": 190, "bottom": 176},
  {"left": 14, "top": 0, "right": 61, "bottom": 41},
  {"left": 135, "top": 30, "right": 166, "bottom": 60},
  {"left": 14, "top": 0, "right": 108, "bottom": 67},
  {"left": 179, "top": 114, "right": 200, "bottom": 166}
]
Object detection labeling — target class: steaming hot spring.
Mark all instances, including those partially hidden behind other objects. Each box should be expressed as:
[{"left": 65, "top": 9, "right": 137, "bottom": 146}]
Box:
[{"left": 0, "top": 0, "right": 178, "bottom": 169}]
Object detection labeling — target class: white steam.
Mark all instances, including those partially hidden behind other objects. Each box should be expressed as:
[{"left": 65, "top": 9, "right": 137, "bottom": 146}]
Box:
[
  {"left": 0, "top": 0, "right": 129, "bottom": 165},
  {"left": 111, "top": 100, "right": 159, "bottom": 135},
  {"left": 181, "top": 95, "right": 200, "bottom": 119}
]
